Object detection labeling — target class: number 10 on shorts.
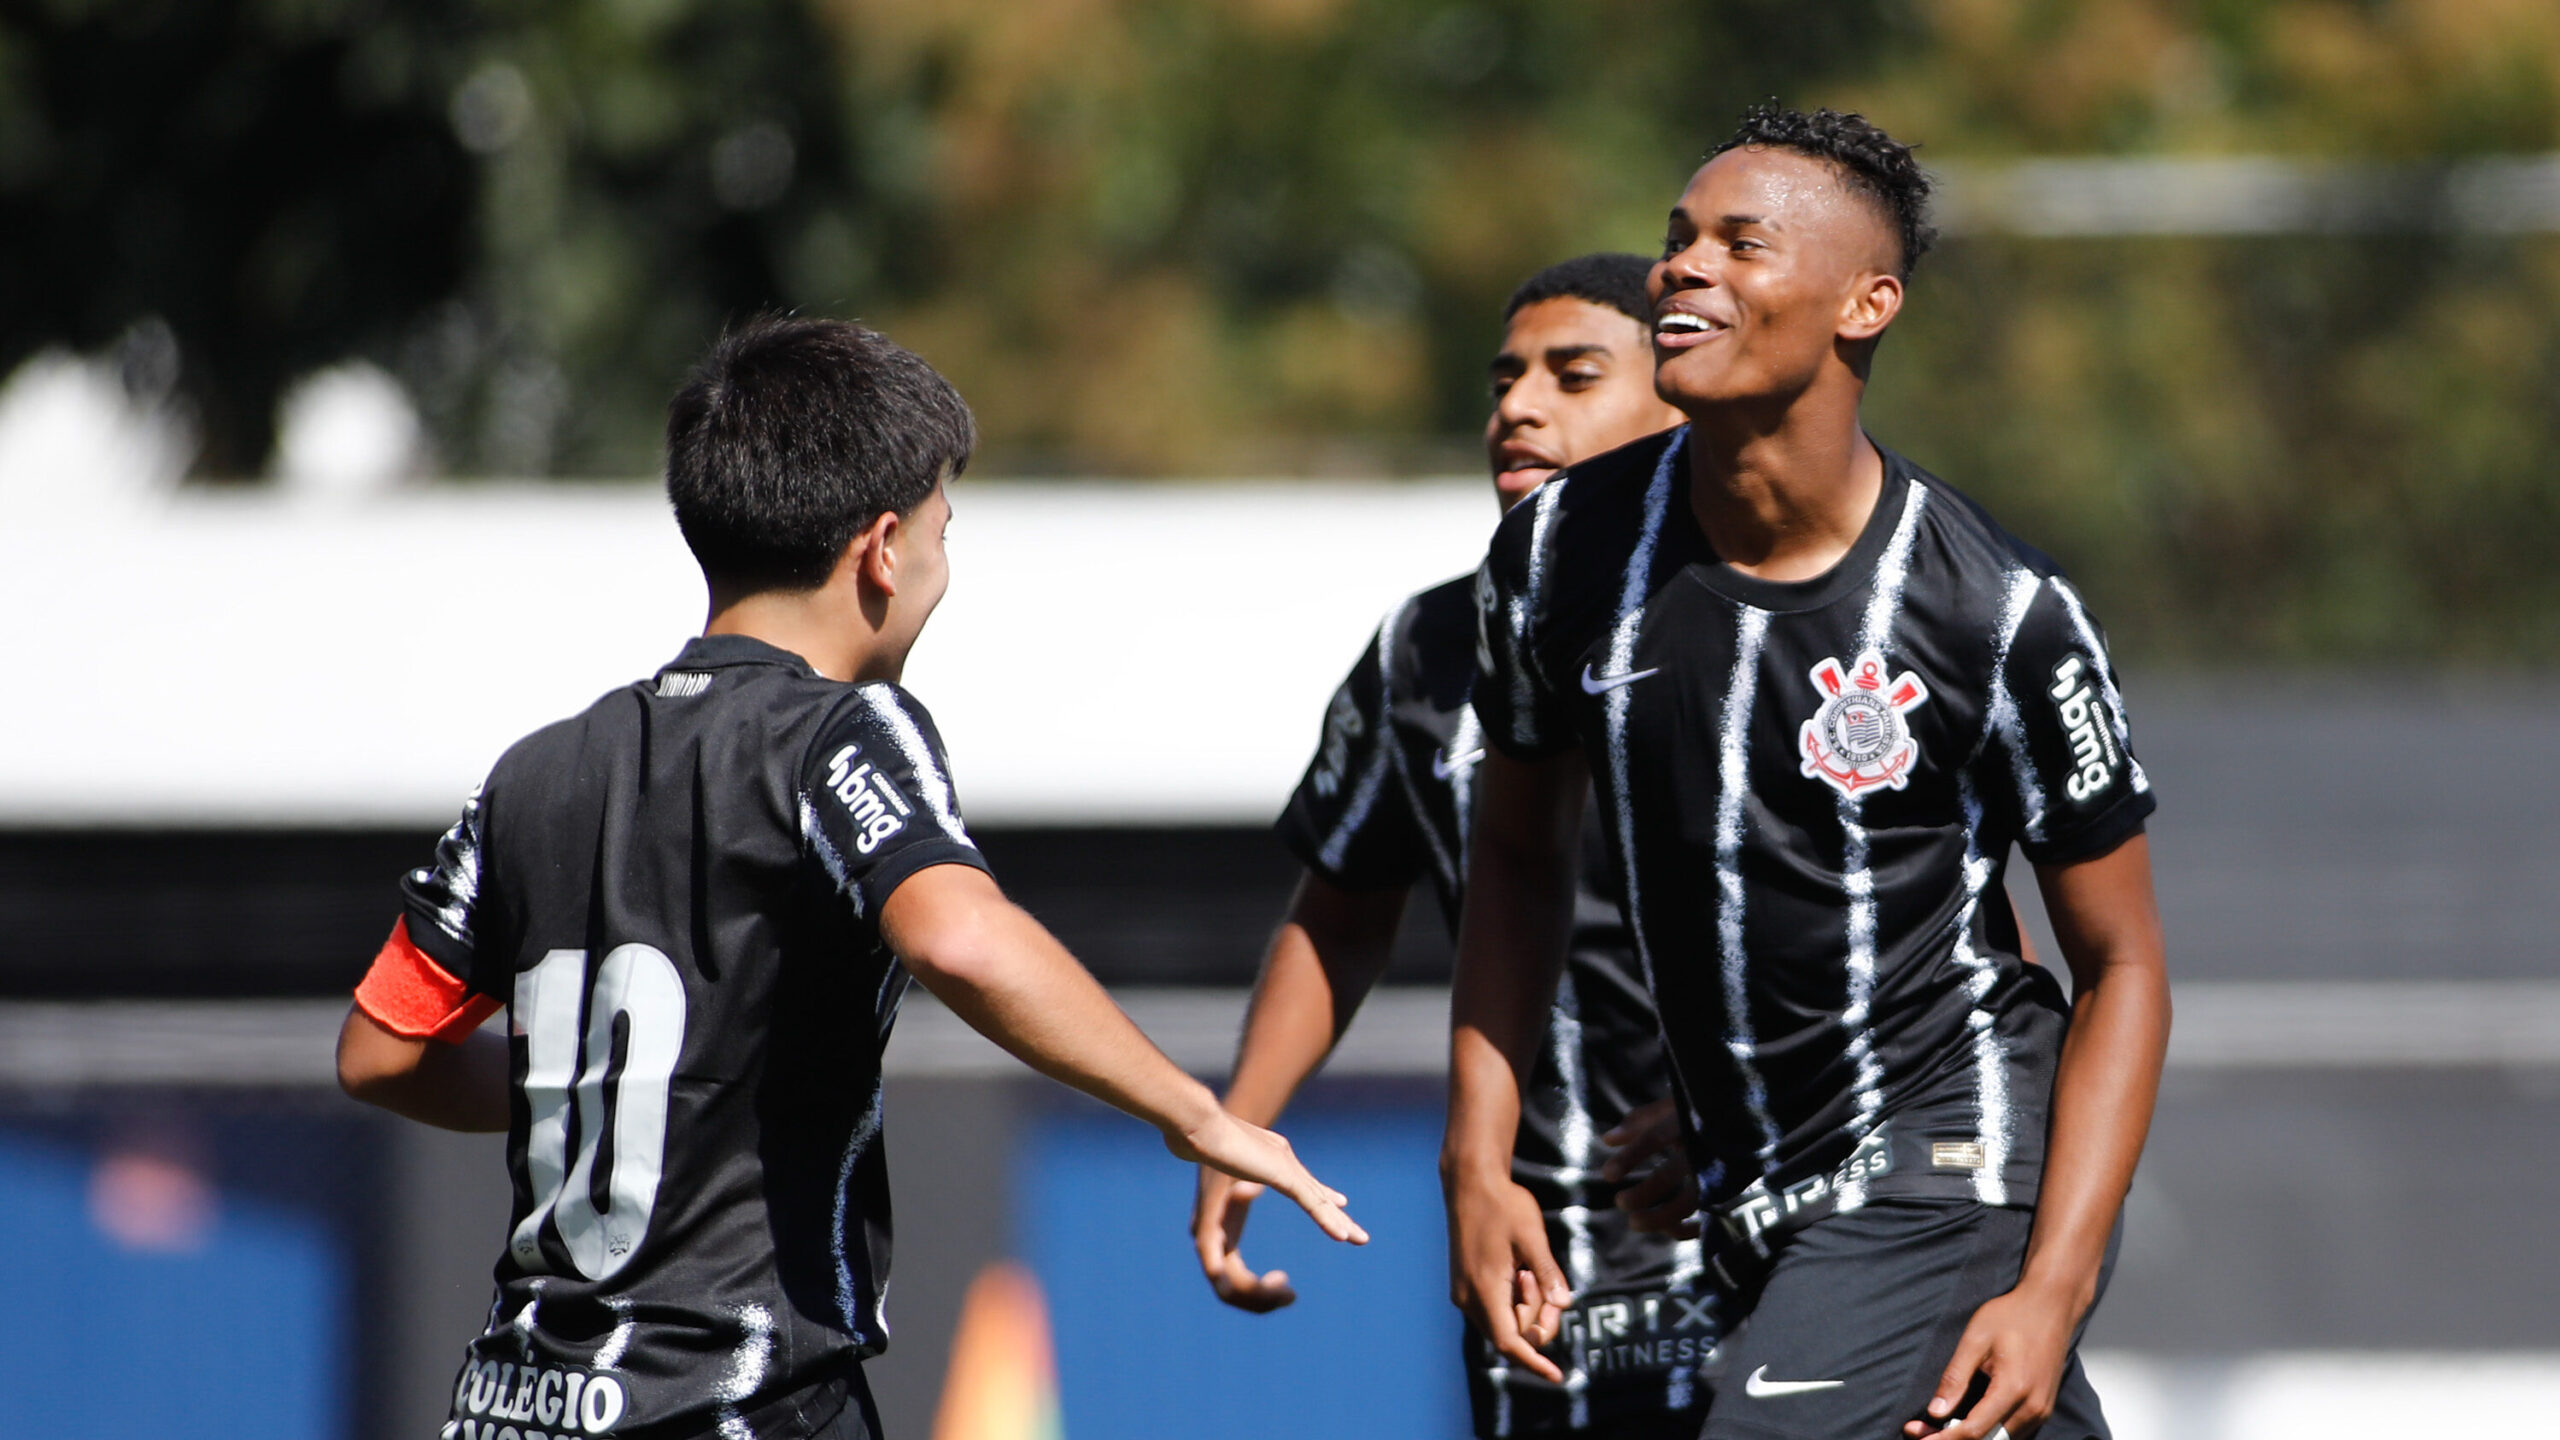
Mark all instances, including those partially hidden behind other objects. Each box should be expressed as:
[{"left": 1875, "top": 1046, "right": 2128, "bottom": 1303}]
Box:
[{"left": 509, "top": 944, "right": 690, "bottom": 1282}]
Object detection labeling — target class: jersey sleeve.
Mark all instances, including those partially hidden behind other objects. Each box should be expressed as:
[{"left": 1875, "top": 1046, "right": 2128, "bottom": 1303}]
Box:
[
  {"left": 1275, "top": 627, "right": 1432, "bottom": 890},
  {"left": 1470, "top": 485, "right": 1573, "bottom": 760},
  {"left": 1987, "top": 575, "right": 2157, "bottom": 866},
  {"left": 353, "top": 788, "right": 506, "bottom": 1043},
  {"left": 799, "top": 683, "right": 992, "bottom": 923}
]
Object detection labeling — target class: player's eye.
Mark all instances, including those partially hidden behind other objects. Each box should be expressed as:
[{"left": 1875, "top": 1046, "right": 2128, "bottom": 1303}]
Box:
[
  {"left": 1489, "top": 376, "right": 1515, "bottom": 399},
  {"left": 1560, "top": 367, "right": 1604, "bottom": 390}
]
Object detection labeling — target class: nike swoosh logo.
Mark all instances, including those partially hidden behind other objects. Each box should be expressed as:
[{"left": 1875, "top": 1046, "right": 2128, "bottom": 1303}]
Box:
[
  {"left": 1429, "top": 747, "right": 1485, "bottom": 780},
  {"left": 1744, "top": 1365, "right": 1847, "bottom": 1399},
  {"left": 1580, "top": 663, "right": 1661, "bottom": 694}
]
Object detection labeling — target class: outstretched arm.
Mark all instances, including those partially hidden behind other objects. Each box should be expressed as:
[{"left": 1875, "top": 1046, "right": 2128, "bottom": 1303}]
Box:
[
  {"left": 1442, "top": 747, "right": 1586, "bottom": 1383},
  {"left": 885, "top": 862, "right": 1368, "bottom": 1247},
  {"left": 1197, "top": 874, "right": 1408, "bottom": 1311},
  {"left": 1911, "top": 832, "right": 2171, "bottom": 1439}
]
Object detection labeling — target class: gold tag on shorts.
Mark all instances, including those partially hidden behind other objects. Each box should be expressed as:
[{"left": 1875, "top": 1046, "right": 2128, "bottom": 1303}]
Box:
[{"left": 1932, "top": 1141, "right": 1987, "bottom": 1171}]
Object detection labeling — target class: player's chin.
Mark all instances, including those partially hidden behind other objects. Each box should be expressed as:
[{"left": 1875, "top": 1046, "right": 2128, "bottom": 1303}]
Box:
[{"left": 1494, "top": 467, "right": 1555, "bottom": 506}]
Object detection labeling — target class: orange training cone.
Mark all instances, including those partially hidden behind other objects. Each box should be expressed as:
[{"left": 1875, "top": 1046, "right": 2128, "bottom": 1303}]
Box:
[{"left": 931, "top": 1262, "right": 1064, "bottom": 1440}]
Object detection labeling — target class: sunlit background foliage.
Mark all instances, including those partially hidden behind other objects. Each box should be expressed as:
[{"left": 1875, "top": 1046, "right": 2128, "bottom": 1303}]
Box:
[{"left": 2, "top": 0, "right": 2555, "bottom": 657}]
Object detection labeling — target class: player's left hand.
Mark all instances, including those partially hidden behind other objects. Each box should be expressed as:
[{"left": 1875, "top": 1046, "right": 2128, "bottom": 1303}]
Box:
[
  {"left": 1599, "top": 1097, "right": 1699, "bottom": 1237},
  {"left": 1192, "top": 1165, "right": 1298, "bottom": 1312},
  {"left": 1903, "top": 1281, "right": 2078, "bottom": 1438}
]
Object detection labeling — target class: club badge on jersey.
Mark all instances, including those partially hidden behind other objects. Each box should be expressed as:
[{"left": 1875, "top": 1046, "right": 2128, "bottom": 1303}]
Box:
[{"left": 1797, "top": 650, "right": 1930, "bottom": 800}]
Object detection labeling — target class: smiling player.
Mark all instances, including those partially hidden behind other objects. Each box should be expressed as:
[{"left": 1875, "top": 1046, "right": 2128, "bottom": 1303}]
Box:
[
  {"left": 1445, "top": 108, "right": 2171, "bottom": 1440},
  {"left": 1192, "top": 255, "right": 1713, "bottom": 1439}
]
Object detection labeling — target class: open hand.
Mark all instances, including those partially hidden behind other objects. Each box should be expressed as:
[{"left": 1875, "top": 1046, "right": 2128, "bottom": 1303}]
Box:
[
  {"left": 1903, "top": 1282, "right": 2077, "bottom": 1438},
  {"left": 1600, "top": 1097, "right": 1699, "bottom": 1237},
  {"left": 1192, "top": 1165, "right": 1299, "bottom": 1312},
  {"left": 1168, "top": 1108, "right": 1368, "bottom": 1248},
  {"left": 1445, "top": 1166, "right": 1572, "bottom": 1382}
]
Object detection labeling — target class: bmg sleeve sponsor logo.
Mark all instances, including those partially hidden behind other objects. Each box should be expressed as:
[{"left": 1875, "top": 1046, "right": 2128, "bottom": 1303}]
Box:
[
  {"left": 824, "top": 744, "right": 914, "bottom": 854},
  {"left": 450, "top": 1360, "right": 626, "bottom": 1436},
  {"left": 2046, "top": 654, "right": 2121, "bottom": 805}
]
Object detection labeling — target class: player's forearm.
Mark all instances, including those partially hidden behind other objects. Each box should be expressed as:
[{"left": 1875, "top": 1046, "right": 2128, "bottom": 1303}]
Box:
[
  {"left": 1224, "top": 878, "right": 1405, "bottom": 1126},
  {"left": 901, "top": 890, "right": 1221, "bottom": 1139},
  {"left": 2021, "top": 837, "right": 2172, "bottom": 1316},
  {"left": 1442, "top": 812, "right": 1575, "bottom": 1177}
]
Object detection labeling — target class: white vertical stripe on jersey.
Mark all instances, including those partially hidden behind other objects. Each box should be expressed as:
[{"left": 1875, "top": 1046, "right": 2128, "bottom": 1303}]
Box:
[
  {"left": 593, "top": 1297, "right": 636, "bottom": 1370},
  {"left": 508, "top": 1278, "right": 545, "bottom": 1359},
  {"left": 1602, "top": 436, "right": 1727, "bottom": 1160},
  {"left": 1713, "top": 605, "right": 1782, "bottom": 1170},
  {"left": 2048, "top": 577, "right": 2151, "bottom": 795},
  {"left": 1833, "top": 482, "right": 1931, "bottom": 1211},
  {"left": 1375, "top": 597, "right": 1463, "bottom": 897},
  {"left": 857, "top": 684, "right": 975, "bottom": 844},
  {"left": 1319, "top": 605, "right": 1406, "bottom": 872},
  {"left": 833, "top": 1077, "right": 888, "bottom": 1344},
  {"left": 714, "top": 1303, "right": 777, "bottom": 1440},
  {"left": 1448, "top": 705, "right": 1486, "bottom": 877},
  {"left": 1549, "top": 968, "right": 1598, "bottom": 1429},
  {"left": 797, "top": 796, "right": 865, "bottom": 917},
  {"left": 1486, "top": 1354, "right": 1514, "bottom": 1438},
  {"left": 1951, "top": 774, "right": 2013, "bottom": 1204},
  {"left": 1506, "top": 478, "right": 1567, "bottom": 749},
  {"left": 1987, "top": 570, "right": 2050, "bottom": 842},
  {"left": 1663, "top": 1236, "right": 1706, "bottom": 1411}
]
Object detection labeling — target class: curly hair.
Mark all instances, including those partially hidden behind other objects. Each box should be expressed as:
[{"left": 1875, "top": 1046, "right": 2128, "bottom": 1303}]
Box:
[{"left": 1710, "top": 103, "right": 1935, "bottom": 280}]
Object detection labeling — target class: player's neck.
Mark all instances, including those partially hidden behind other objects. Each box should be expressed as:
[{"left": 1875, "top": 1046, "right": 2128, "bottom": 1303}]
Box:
[
  {"left": 1681, "top": 388, "right": 1882, "bottom": 585},
  {"left": 703, "top": 585, "right": 905, "bottom": 685}
]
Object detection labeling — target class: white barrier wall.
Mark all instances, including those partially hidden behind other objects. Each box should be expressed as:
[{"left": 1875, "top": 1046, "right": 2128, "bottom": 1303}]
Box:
[{"left": 0, "top": 479, "right": 1494, "bottom": 826}]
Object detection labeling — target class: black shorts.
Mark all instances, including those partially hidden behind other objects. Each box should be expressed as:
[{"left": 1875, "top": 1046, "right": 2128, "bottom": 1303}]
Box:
[
  {"left": 1697, "top": 1199, "right": 2113, "bottom": 1440},
  {"left": 450, "top": 1362, "right": 878, "bottom": 1440}
]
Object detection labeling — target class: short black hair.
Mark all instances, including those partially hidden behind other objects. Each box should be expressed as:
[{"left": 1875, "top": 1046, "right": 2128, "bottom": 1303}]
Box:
[
  {"left": 1504, "top": 253, "right": 1657, "bottom": 327},
  {"left": 1710, "top": 104, "right": 1935, "bottom": 280},
  {"left": 664, "top": 316, "right": 974, "bottom": 594}
]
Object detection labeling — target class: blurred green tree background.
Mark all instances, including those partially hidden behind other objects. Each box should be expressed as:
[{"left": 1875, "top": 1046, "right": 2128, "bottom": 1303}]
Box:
[{"left": 1, "top": 0, "right": 2554, "bottom": 657}]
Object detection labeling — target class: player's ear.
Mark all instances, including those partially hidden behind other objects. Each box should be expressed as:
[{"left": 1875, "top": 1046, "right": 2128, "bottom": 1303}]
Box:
[
  {"left": 852, "top": 507, "right": 904, "bottom": 598},
  {"left": 1838, "top": 269, "right": 1902, "bottom": 344}
]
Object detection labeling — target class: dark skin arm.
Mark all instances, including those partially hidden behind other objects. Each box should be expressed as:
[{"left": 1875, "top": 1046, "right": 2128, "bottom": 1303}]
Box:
[
  {"left": 1441, "top": 747, "right": 1586, "bottom": 1384},
  {"left": 336, "top": 1006, "right": 512, "bottom": 1132},
  {"left": 1194, "top": 873, "right": 1409, "bottom": 1312},
  {"left": 1909, "top": 831, "right": 2171, "bottom": 1439}
]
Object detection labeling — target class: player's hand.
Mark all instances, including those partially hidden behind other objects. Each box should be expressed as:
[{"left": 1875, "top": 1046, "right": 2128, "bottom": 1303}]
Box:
[
  {"left": 1192, "top": 1165, "right": 1298, "bottom": 1312},
  {"left": 1600, "top": 1098, "right": 1700, "bottom": 1237},
  {"left": 1903, "top": 1281, "right": 2078, "bottom": 1438},
  {"left": 1168, "top": 1108, "right": 1368, "bottom": 1248},
  {"left": 1445, "top": 1165, "right": 1572, "bottom": 1383}
]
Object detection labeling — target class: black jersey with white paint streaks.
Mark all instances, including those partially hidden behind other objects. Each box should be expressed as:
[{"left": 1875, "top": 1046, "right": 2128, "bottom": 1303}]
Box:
[
  {"left": 399, "top": 633, "right": 985, "bottom": 1439},
  {"left": 1279, "top": 577, "right": 1708, "bottom": 1435},
  {"left": 1473, "top": 428, "right": 2153, "bottom": 1250}
]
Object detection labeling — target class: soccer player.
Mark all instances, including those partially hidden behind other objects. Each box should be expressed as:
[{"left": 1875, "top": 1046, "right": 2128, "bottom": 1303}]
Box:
[
  {"left": 1445, "top": 107, "right": 2171, "bottom": 1440},
  {"left": 335, "top": 317, "right": 1364, "bottom": 1440},
  {"left": 1192, "top": 254, "right": 1706, "bottom": 1438}
]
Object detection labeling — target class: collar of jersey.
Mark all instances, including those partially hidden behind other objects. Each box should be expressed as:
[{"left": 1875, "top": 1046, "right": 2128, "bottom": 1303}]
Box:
[
  {"left": 663, "top": 633, "right": 826, "bottom": 678},
  {"left": 1675, "top": 437, "right": 1918, "bottom": 615}
]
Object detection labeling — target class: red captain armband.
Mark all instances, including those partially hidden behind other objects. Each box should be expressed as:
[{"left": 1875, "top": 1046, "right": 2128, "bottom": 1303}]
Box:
[{"left": 353, "top": 917, "right": 502, "bottom": 1044}]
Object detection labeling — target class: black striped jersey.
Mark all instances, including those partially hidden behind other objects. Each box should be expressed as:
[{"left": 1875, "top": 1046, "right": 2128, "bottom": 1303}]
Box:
[
  {"left": 1278, "top": 577, "right": 1709, "bottom": 1434},
  {"left": 1473, "top": 428, "right": 2154, "bottom": 1253},
  {"left": 386, "top": 634, "right": 985, "bottom": 1440}
]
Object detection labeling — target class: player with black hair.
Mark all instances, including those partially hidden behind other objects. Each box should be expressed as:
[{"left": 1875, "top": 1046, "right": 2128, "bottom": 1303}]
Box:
[
  {"left": 1445, "top": 107, "right": 2170, "bottom": 1440},
  {"left": 1191, "top": 254, "right": 1705, "bottom": 1439},
  {"left": 338, "top": 316, "right": 1366, "bottom": 1440}
]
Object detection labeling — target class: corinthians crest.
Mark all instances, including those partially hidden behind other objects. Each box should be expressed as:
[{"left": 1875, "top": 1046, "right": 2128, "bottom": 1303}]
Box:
[{"left": 1799, "top": 649, "right": 1930, "bottom": 799}]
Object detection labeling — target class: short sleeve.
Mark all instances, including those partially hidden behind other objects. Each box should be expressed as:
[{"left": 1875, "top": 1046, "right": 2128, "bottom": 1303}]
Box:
[
  {"left": 1988, "top": 575, "right": 2156, "bottom": 865},
  {"left": 1471, "top": 482, "right": 1574, "bottom": 760},
  {"left": 799, "top": 682, "right": 991, "bottom": 921},
  {"left": 354, "top": 788, "right": 505, "bottom": 1042},
  {"left": 1275, "top": 629, "right": 1431, "bottom": 890}
]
